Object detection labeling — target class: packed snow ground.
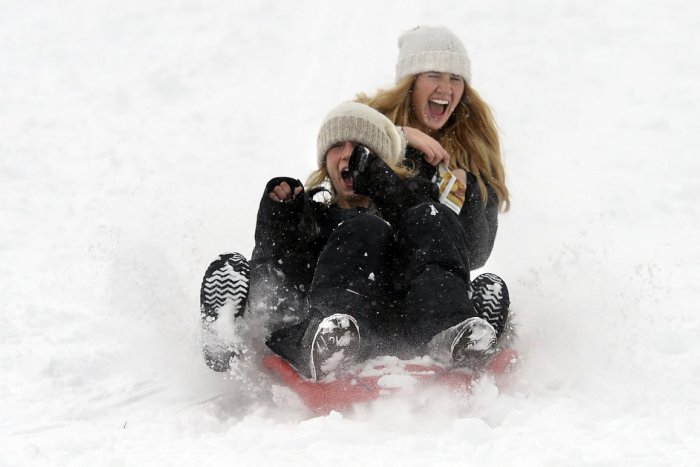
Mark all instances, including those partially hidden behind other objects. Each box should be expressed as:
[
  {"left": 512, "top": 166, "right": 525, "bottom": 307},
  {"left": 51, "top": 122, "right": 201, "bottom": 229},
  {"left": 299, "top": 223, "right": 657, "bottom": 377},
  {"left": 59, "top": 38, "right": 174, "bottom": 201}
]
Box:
[{"left": 3, "top": 1, "right": 700, "bottom": 465}]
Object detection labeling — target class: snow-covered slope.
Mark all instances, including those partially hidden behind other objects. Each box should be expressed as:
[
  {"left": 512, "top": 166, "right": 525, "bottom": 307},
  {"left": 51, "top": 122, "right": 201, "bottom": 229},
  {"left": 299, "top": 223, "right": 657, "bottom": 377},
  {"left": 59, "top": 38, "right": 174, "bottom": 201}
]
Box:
[{"left": 3, "top": 1, "right": 699, "bottom": 465}]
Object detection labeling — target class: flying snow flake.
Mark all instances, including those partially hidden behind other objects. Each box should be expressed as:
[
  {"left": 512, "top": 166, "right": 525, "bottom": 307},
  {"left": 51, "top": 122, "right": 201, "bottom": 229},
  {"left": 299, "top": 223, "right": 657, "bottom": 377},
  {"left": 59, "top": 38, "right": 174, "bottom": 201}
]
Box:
[
  {"left": 429, "top": 205, "right": 439, "bottom": 216},
  {"left": 368, "top": 272, "right": 375, "bottom": 281}
]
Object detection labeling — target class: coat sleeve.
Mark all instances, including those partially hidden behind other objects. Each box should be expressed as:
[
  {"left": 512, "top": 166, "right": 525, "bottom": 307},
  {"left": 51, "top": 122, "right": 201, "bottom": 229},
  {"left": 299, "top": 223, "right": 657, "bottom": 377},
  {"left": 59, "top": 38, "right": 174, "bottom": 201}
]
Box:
[
  {"left": 251, "top": 177, "right": 306, "bottom": 263},
  {"left": 461, "top": 172, "right": 499, "bottom": 269}
]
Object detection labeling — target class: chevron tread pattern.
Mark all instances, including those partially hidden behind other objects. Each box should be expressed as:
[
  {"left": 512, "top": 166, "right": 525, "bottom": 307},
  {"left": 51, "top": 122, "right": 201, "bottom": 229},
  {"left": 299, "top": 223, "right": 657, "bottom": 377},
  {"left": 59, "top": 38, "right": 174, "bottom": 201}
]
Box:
[
  {"left": 200, "top": 252, "right": 250, "bottom": 321},
  {"left": 469, "top": 273, "right": 510, "bottom": 337}
]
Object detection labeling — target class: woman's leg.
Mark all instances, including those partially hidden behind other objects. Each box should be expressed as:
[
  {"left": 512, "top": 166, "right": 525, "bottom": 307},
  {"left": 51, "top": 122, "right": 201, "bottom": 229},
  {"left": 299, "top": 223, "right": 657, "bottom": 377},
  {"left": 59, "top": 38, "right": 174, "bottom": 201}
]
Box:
[
  {"left": 307, "top": 213, "right": 395, "bottom": 325},
  {"left": 396, "top": 202, "right": 475, "bottom": 350},
  {"left": 397, "top": 202, "right": 508, "bottom": 366},
  {"left": 266, "top": 213, "right": 395, "bottom": 378}
]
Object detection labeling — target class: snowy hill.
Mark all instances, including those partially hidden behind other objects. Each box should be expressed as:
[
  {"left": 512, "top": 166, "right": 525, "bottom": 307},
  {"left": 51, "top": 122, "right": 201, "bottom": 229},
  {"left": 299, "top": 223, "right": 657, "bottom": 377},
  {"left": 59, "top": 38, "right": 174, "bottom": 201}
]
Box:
[{"left": 3, "top": 1, "right": 699, "bottom": 465}]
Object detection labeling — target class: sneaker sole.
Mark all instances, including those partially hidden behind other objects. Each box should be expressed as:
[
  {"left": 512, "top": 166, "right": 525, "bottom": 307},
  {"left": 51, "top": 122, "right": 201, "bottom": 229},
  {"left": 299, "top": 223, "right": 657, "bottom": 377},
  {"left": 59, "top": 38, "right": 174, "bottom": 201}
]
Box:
[
  {"left": 200, "top": 252, "right": 250, "bottom": 321},
  {"left": 200, "top": 252, "right": 250, "bottom": 372}
]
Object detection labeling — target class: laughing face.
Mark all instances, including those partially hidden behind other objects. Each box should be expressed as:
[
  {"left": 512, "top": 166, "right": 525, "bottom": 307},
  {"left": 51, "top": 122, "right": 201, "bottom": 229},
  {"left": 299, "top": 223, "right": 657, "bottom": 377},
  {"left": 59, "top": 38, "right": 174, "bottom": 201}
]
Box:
[
  {"left": 411, "top": 72, "right": 466, "bottom": 133},
  {"left": 325, "top": 141, "right": 371, "bottom": 209}
]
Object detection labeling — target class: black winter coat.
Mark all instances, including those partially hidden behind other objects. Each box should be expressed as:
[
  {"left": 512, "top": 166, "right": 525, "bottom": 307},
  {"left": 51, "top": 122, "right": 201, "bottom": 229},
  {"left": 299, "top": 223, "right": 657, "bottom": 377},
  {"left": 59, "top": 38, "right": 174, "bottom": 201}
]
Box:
[{"left": 250, "top": 148, "right": 501, "bottom": 304}]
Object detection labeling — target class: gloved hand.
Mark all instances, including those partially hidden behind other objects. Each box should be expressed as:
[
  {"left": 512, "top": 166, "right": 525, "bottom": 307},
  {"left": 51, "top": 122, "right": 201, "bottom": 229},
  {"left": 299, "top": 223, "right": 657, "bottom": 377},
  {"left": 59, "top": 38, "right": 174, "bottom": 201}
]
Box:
[
  {"left": 348, "top": 145, "right": 403, "bottom": 202},
  {"left": 348, "top": 145, "right": 437, "bottom": 222}
]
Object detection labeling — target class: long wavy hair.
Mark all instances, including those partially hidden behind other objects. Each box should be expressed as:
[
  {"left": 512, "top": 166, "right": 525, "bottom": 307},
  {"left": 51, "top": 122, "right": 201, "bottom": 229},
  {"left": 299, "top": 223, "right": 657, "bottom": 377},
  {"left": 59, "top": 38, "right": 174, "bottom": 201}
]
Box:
[{"left": 356, "top": 75, "right": 510, "bottom": 211}]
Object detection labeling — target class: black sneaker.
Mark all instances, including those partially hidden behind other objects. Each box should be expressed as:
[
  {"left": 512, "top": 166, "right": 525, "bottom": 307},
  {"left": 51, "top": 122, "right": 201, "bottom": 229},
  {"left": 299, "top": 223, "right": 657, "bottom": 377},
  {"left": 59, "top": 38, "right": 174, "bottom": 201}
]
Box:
[
  {"left": 469, "top": 273, "right": 510, "bottom": 337},
  {"left": 309, "top": 313, "right": 361, "bottom": 380},
  {"left": 200, "top": 252, "right": 250, "bottom": 372}
]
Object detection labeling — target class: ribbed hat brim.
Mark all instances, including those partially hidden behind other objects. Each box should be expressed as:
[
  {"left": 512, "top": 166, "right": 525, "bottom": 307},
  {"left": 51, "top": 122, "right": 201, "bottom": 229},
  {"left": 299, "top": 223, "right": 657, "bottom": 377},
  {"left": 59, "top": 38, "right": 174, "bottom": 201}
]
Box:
[{"left": 317, "top": 102, "right": 404, "bottom": 166}]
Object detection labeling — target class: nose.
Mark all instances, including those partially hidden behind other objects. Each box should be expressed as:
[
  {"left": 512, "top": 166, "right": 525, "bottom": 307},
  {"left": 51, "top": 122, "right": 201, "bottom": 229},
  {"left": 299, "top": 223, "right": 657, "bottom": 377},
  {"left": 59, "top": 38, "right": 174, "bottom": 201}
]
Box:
[
  {"left": 340, "top": 141, "right": 355, "bottom": 159},
  {"left": 436, "top": 75, "right": 451, "bottom": 91}
]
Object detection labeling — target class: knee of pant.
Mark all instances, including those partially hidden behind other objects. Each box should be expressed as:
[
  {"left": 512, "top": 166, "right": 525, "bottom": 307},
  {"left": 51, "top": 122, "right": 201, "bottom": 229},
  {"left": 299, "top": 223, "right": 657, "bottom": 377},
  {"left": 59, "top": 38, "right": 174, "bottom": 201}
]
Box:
[
  {"left": 342, "top": 213, "right": 394, "bottom": 245},
  {"left": 402, "top": 202, "right": 459, "bottom": 232}
]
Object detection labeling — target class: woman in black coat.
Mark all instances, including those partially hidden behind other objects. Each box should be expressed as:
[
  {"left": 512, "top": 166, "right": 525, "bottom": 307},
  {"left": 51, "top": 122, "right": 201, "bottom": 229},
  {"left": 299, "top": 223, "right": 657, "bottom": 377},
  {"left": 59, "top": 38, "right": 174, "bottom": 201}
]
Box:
[
  {"left": 246, "top": 102, "right": 509, "bottom": 380},
  {"left": 357, "top": 25, "right": 510, "bottom": 270}
]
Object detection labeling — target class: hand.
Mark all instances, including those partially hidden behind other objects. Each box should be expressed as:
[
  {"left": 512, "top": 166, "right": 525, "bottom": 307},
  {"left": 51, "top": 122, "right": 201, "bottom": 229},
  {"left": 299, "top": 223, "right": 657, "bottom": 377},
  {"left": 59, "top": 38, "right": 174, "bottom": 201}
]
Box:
[
  {"left": 402, "top": 126, "right": 450, "bottom": 166},
  {"left": 348, "top": 145, "right": 373, "bottom": 182},
  {"left": 349, "top": 144, "right": 434, "bottom": 219},
  {"left": 268, "top": 181, "right": 302, "bottom": 202},
  {"left": 348, "top": 145, "right": 387, "bottom": 197},
  {"left": 349, "top": 145, "right": 404, "bottom": 203}
]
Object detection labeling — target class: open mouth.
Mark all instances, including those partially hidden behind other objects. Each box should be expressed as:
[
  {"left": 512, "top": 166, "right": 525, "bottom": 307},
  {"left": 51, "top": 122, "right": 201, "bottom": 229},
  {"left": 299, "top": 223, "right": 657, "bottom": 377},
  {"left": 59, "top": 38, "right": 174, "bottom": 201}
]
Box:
[
  {"left": 428, "top": 98, "right": 449, "bottom": 117},
  {"left": 340, "top": 168, "right": 352, "bottom": 180}
]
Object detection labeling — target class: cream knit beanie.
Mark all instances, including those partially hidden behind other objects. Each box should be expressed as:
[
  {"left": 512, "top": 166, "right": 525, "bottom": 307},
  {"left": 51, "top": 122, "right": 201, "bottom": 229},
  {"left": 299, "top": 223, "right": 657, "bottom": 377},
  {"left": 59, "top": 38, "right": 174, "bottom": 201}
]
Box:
[
  {"left": 317, "top": 102, "right": 406, "bottom": 167},
  {"left": 395, "top": 25, "right": 471, "bottom": 84}
]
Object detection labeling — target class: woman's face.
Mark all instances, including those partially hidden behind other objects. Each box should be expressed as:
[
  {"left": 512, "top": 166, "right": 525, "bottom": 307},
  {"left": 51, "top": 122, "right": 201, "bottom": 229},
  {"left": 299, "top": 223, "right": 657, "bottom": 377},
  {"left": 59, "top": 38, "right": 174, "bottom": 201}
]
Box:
[
  {"left": 325, "top": 141, "right": 370, "bottom": 209},
  {"left": 411, "top": 72, "right": 465, "bottom": 133}
]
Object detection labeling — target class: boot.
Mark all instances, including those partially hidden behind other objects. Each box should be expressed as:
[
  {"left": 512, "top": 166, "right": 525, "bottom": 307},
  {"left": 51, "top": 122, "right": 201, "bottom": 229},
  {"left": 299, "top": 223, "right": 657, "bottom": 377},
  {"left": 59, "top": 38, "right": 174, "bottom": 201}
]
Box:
[
  {"left": 469, "top": 273, "right": 510, "bottom": 337},
  {"left": 427, "top": 316, "right": 497, "bottom": 368},
  {"left": 200, "top": 252, "right": 250, "bottom": 372},
  {"left": 309, "top": 313, "right": 361, "bottom": 380}
]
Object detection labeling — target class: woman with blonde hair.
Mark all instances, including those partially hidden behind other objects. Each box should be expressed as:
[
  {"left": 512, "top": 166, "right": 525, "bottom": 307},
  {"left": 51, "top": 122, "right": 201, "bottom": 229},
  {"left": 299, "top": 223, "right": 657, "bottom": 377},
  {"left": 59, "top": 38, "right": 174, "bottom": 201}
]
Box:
[
  {"left": 358, "top": 27, "right": 509, "bottom": 211},
  {"left": 357, "top": 25, "right": 512, "bottom": 345}
]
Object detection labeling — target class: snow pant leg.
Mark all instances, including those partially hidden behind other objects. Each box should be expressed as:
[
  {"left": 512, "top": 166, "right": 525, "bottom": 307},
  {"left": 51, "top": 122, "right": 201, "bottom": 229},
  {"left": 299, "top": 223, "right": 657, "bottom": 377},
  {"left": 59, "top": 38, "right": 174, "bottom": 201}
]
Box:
[
  {"left": 396, "top": 202, "right": 476, "bottom": 352},
  {"left": 307, "top": 213, "right": 397, "bottom": 358},
  {"left": 266, "top": 213, "right": 397, "bottom": 373},
  {"left": 247, "top": 255, "right": 313, "bottom": 332},
  {"left": 243, "top": 255, "right": 315, "bottom": 365},
  {"left": 307, "top": 213, "right": 395, "bottom": 319}
]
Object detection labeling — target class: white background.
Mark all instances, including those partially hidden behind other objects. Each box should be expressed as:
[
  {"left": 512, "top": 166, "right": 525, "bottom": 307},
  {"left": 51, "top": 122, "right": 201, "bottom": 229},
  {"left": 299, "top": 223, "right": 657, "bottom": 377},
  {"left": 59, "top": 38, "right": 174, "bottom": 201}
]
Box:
[{"left": 2, "top": 0, "right": 699, "bottom": 465}]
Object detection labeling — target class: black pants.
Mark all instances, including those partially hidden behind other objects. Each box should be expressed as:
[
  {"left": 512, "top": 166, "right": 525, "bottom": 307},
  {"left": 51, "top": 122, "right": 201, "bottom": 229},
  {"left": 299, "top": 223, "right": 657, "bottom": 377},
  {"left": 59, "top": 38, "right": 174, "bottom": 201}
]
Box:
[
  {"left": 394, "top": 202, "right": 476, "bottom": 354},
  {"left": 265, "top": 213, "right": 397, "bottom": 373},
  {"left": 266, "top": 203, "right": 478, "bottom": 368}
]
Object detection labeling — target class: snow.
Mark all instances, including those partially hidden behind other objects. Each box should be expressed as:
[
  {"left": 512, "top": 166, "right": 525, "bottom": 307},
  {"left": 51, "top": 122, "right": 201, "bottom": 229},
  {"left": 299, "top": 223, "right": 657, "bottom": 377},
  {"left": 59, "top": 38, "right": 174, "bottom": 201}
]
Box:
[{"left": 2, "top": 0, "right": 699, "bottom": 465}]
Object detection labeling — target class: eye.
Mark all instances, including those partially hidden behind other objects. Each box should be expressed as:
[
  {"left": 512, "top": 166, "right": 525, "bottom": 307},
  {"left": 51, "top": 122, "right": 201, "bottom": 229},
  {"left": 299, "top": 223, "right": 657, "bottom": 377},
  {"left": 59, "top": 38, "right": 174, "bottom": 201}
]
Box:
[{"left": 450, "top": 74, "right": 463, "bottom": 82}]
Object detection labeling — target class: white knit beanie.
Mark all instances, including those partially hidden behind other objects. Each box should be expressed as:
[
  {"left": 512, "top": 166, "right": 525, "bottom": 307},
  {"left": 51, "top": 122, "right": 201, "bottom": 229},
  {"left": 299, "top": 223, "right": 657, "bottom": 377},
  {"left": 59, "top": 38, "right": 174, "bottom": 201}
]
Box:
[
  {"left": 317, "top": 102, "right": 405, "bottom": 167},
  {"left": 395, "top": 25, "right": 471, "bottom": 84}
]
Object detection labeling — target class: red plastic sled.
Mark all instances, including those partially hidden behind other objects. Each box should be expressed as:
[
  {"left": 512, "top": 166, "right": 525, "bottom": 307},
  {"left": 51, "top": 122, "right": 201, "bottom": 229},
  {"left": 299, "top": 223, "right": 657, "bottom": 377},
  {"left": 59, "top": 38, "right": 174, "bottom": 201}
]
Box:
[{"left": 263, "top": 348, "right": 519, "bottom": 415}]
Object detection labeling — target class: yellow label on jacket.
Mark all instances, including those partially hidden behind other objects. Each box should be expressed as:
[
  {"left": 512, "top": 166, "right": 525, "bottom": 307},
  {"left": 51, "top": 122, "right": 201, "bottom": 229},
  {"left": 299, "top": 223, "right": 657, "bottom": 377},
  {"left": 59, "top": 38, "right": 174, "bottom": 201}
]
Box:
[{"left": 432, "top": 164, "right": 466, "bottom": 214}]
